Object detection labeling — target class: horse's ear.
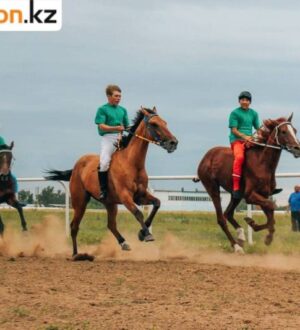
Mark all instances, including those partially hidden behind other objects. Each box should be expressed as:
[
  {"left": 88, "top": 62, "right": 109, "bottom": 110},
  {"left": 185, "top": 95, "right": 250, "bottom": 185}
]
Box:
[
  {"left": 288, "top": 112, "right": 293, "bottom": 122},
  {"left": 9, "top": 141, "right": 14, "bottom": 150},
  {"left": 153, "top": 106, "right": 157, "bottom": 113},
  {"left": 140, "top": 106, "right": 149, "bottom": 117},
  {"left": 263, "top": 119, "right": 275, "bottom": 130}
]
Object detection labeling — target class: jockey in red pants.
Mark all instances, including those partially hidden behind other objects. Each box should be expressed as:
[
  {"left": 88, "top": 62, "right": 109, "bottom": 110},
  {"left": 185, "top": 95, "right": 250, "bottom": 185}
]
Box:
[
  {"left": 229, "top": 91, "right": 259, "bottom": 199},
  {"left": 229, "top": 91, "right": 282, "bottom": 199}
]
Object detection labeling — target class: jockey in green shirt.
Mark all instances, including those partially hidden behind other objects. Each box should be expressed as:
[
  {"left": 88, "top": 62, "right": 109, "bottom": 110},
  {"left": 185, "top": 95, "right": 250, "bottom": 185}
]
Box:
[
  {"left": 228, "top": 91, "right": 282, "bottom": 199},
  {"left": 94, "top": 85, "right": 130, "bottom": 201}
]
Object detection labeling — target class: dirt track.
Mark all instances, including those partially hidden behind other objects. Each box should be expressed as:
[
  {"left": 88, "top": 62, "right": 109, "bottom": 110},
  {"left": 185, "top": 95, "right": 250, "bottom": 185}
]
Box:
[{"left": 0, "top": 256, "right": 299, "bottom": 330}]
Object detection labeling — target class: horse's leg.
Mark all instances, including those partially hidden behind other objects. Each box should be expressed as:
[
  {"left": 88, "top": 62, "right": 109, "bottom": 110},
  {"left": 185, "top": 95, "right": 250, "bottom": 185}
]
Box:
[
  {"left": 224, "top": 197, "right": 246, "bottom": 246},
  {"left": 106, "top": 203, "right": 130, "bottom": 251},
  {"left": 70, "top": 192, "right": 90, "bottom": 257},
  {"left": 0, "top": 215, "right": 4, "bottom": 236},
  {"left": 7, "top": 197, "right": 27, "bottom": 231},
  {"left": 120, "top": 193, "right": 153, "bottom": 242},
  {"left": 245, "top": 191, "right": 275, "bottom": 245},
  {"left": 137, "top": 192, "right": 161, "bottom": 228},
  {"left": 207, "top": 183, "right": 243, "bottom": 253}
]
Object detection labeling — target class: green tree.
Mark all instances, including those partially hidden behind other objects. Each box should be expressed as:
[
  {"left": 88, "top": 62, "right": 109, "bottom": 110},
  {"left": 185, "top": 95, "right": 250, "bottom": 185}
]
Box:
[
  {"left": 36, "top": 186, "right": 66, "bottom": 207},
  {"left": 18, "top": 190, "right": 34, "bottom": 204}
]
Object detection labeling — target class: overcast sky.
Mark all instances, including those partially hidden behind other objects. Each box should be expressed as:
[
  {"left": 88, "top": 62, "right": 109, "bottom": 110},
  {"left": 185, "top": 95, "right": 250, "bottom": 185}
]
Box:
[{"left": 1, "top": 0, "right": 300, "bottom": 200}]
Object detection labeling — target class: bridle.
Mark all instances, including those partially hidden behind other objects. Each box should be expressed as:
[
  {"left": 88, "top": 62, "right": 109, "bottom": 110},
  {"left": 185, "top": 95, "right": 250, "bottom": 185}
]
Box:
[
  {"left": 0, "top": 149, "right": 14, "bottom": 175},
  {"left": 252, "top": 121, "right": 296, "bottom": 151},
  {"left": 127, "top": 113, "right": 163, "bottom": 146}
]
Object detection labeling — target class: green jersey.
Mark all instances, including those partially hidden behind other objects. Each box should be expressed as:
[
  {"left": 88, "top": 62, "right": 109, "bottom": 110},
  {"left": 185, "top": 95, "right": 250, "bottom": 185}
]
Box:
[
  {"left": 0, "top": 136, "right": 6, "bottom": 146},
  {"left": 95, "top": 103, "right": 130, "bottom": 136},
  {"left": 229, "top": 107, "right": 260, "bottom": 143}
]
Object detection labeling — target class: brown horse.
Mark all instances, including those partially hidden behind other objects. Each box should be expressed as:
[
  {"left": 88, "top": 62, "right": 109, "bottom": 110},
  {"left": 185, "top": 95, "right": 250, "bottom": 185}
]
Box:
[
  {"left": 46, "top": 107, "right": 178, "bottom": 260},
  {"left": 0, "top": 142, "right": 28, "bottom": 235},
  {"left": 194, "top": 114, "right": 300, "bottom": 253}
]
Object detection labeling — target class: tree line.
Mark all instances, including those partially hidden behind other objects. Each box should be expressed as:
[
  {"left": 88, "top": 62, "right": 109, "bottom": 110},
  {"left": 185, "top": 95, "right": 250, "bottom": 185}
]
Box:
[{"left": 18, "top": 186, "right": 104, "bottom": 209}]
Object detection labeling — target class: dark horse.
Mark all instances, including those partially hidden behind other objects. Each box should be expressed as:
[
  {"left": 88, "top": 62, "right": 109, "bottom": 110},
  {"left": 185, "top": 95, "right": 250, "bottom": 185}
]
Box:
[
  {"left": 194, "top": 114, "right": 300, "bottom": 253},
  {"left": 46, "top": 108, "right": 178, "bottom": 260},
  {"left": 0, "top": 142, "right": 27, "bottom": 235}
]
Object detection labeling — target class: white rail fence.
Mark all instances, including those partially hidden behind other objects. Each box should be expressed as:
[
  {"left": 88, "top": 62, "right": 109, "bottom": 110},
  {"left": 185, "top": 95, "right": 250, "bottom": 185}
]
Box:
[
  {"left": 9, "top": 173, "right": 300, "bottom": 241},
  {"left": 17, "top": 178, "right": 70, "bottom": 237}
]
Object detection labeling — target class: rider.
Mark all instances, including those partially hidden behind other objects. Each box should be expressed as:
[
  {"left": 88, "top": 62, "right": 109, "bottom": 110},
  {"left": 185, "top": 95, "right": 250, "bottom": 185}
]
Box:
[
  {"left": 229, "top": 91, "right": 260, "bottom": 199},
  {"left": 0, "top": 135, "right": 18, "bottom": 193},
  {"left": 95, "top": 85, "right": 130, "bottom": 201}
]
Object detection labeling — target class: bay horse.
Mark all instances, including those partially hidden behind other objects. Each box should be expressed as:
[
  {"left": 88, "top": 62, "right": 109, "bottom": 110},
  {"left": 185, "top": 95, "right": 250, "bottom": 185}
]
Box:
[
  {"left": 0, "top": 142, "right": 28, "bottom": 235},
  {"left": 194, "top": 114, "right": 300, "bottom": 253},
  {"left": 46, "top": 107, "right": 178, "bottom": 260}
]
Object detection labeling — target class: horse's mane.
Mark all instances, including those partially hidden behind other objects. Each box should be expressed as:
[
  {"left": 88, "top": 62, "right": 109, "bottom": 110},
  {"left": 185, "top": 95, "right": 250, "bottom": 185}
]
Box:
[
  {"left": 253, "top": 117, "right": 287, "bottom": 144},
  {"left": 0, "top": 144, "right": 10, "bottom": 151},
  {"left": 118, "top": 108, "right": 156, "bottom": 150}
]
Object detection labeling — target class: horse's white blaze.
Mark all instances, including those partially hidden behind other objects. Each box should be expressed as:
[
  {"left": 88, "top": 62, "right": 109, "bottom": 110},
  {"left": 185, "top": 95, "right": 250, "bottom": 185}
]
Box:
[
  {"left": 236, "top": 227, "right": 246, "bottom": 241},
  {"left": 287, "top": 124, "right": 299, "bottom": 145}
]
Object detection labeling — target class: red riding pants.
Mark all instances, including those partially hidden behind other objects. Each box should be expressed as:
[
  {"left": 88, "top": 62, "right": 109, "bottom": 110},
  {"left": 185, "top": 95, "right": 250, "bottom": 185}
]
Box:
[{"left": 231, "top": 140, "right": 245, "bottom": 191}]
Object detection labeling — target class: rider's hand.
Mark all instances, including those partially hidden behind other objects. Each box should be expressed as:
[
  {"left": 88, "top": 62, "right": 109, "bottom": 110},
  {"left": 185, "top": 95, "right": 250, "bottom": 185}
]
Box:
[
  {"left": 116, "top": 125, "right": 125, "bottom": 132},
  {"left": 243, "top": 135, "right": 252, "bottom": 142}
]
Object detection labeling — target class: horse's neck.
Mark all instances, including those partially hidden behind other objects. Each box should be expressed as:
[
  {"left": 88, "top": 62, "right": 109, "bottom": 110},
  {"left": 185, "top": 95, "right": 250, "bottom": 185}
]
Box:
[
  {"left": 124, "top": 121, "right": 149, "bottom": 169},
  {"left": 260, "top": 134, "right": 282, "bottom": 171}
]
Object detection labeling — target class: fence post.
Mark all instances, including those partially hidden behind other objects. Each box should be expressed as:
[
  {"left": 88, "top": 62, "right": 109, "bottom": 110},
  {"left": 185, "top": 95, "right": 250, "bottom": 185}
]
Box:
[{"left": 247, "top": 204, "right": 253, "bottom": 245}]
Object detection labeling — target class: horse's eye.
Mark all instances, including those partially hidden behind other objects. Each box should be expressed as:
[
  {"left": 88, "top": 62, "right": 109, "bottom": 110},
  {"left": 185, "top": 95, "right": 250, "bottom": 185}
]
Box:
[{"left": 151, "top": 123, "right": 159, "bottom": 128}]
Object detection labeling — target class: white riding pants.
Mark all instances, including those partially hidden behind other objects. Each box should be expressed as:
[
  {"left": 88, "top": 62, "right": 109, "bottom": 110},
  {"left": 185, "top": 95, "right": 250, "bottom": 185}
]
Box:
[{"left": 99, "top": 134, "right": 119, "bottom": 172}]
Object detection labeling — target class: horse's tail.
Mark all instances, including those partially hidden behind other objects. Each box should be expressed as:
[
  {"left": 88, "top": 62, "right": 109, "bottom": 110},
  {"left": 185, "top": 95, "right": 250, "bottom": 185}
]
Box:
[
  {"left": 45, "top": 169, "right": 73, "bottom": 182},
  {"left": 192, "top": 176, "right": 201, "bottom": 183}
]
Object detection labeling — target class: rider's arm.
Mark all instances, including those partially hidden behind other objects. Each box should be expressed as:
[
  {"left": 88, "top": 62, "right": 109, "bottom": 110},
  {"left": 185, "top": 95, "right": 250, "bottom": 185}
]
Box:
[
  {"left": 98, "top": 124, "right": 124, "bottom": 132},
  {"left": 231, "top": 127, "right": 252, "bottom": 141},
  {"left": 95, "top": 107, "right": 124, "bottom": 132},
  {"left": 229, "top": 111, "right": 251, "bottom": 141}
]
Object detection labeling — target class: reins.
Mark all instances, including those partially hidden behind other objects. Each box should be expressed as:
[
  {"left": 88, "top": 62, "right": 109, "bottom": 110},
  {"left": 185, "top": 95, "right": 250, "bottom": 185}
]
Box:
[
  {"left": 133, "top": 134, "right": 161, "bottom": 145},
  {"left": 122, "top": 113, "right": 162, "bottom": 146},
  {"left": 251, "top": 121, "right": 294, "bottom": 151}
]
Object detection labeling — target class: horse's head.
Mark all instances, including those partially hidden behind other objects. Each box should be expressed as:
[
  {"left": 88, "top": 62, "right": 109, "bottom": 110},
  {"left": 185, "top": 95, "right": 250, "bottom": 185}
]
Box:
[
  {"left": 264, "top": 114, "right": 300, "bottom": 158},
  {"left": 0, "top": 141, "right": 14, "bottom": 175},
  {"left": 141, "top": 107, "right": 178, "bottom": 153}
]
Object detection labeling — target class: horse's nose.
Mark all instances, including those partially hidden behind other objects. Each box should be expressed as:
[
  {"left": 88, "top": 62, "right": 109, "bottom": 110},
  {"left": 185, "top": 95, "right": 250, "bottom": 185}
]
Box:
[{"left": 170, "top": 138, "right": 178, "bottom": 147}]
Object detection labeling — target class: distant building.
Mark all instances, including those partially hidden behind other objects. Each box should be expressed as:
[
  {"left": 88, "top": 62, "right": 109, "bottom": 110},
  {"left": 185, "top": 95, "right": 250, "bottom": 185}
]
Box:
[{"left": 151, "top": 189, "right": 231, "bottom": 211}]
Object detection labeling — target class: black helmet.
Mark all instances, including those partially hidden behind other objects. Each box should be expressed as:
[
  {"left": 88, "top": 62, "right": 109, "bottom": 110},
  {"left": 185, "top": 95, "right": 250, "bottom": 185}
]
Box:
[{"left": 239, "top": 91, "right": 252, "bottom": 102}]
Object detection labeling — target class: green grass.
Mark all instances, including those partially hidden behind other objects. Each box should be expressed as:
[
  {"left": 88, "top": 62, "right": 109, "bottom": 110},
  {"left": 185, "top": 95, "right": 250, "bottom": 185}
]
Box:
[{"left": 0, "top": 209, "right": 299, "bottom": 255}]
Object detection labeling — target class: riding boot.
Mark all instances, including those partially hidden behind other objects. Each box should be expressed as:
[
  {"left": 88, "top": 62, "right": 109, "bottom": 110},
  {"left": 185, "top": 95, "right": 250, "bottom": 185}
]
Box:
[
  {"left": 98, "top": 171, "right": 108, "bottom": 201},
  {"left": 232, "top": 190, "right": 243, "bottom": 199},
  {"left": 271, "top": 188, "right": 283, "bottom": 196}
]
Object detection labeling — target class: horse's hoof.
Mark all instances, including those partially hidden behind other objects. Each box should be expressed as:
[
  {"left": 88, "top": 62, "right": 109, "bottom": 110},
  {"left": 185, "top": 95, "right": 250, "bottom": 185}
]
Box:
[
  {"left": 72, "top": 253, "right": 95, "bottom": 262},
  {"left": 145, "top": 234, "right": 155, "bottom": 242},
  {"left": 236, "top": 228, "right": 246, "bottom": 247},
  {"left": 120, "top": 242, "right": 131, "bottom": 251},
  {"left": 233, "top": 243, "right": 245, "bottom": 254},
  {"left": 264, "top": 235, "right": 273, "bottom": 246},
  {"left": 138, "top": 230, "right": 145, "bottom": 242}
]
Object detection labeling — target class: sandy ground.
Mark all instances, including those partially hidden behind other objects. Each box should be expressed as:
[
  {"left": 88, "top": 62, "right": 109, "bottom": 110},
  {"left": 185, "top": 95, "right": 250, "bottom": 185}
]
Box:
[{"left": 0, "top": 217, "right": 299, "bottom": 330}]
